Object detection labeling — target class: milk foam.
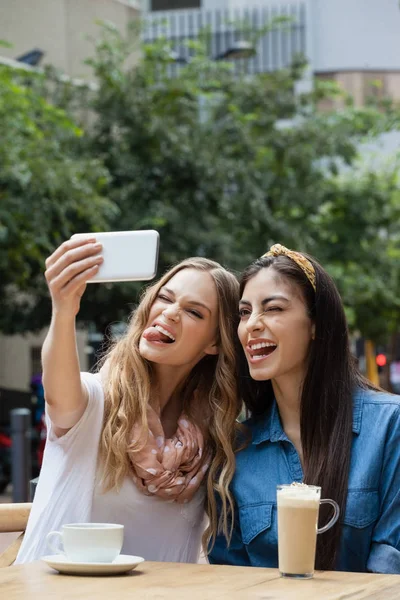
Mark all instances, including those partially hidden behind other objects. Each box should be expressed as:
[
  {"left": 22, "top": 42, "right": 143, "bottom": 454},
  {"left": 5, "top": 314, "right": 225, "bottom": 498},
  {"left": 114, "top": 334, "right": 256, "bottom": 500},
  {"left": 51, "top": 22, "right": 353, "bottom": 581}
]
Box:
[{"left": 277, "top": 484, "right": 320, "bottom": 509}]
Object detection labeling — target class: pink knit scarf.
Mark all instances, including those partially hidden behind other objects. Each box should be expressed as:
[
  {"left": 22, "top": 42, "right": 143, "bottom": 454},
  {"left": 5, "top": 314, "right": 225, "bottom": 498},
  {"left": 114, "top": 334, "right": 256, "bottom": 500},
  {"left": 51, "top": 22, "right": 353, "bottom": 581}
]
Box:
[{"left": 128, "top": 405, "right": 210, "bottom": 504}]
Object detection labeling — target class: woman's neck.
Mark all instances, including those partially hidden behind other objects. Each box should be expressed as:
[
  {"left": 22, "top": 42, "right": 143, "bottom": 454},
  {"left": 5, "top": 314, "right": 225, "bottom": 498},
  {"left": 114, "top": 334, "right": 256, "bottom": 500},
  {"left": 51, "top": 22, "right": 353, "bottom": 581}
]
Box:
[
  {"left": 272, "top": 369, "right": 305, "bottom": 461},
  {"left": 151, "top": 363, "right": 192, "bottom": 414}
]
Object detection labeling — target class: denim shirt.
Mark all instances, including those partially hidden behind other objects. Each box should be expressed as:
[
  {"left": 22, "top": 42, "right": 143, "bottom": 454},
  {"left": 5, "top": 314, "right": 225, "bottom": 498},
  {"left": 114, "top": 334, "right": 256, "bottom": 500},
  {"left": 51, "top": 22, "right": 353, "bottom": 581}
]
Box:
[{"left": 209, "top": 388, "right": 400, "bottom": 574}]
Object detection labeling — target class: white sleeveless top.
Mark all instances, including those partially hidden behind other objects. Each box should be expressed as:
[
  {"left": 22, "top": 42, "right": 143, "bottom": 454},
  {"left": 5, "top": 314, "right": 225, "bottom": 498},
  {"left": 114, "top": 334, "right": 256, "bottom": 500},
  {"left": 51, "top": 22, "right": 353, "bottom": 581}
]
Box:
[{"left": 16, "top": 372, "right": 206, "bottom": 564}]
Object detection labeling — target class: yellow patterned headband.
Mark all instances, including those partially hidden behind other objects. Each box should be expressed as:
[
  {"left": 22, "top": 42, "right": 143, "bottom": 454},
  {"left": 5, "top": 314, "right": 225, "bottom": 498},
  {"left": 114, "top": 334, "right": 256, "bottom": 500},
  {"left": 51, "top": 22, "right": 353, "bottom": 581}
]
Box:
[{"left": 262, "top": 243, "right": 316, "bottom": 292}]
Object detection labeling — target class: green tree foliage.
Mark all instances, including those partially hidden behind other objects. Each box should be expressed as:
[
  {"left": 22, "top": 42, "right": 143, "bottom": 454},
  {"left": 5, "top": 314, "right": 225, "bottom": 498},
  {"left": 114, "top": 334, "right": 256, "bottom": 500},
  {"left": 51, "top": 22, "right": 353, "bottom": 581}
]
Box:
[
  {"left": 311, "top": 164, "right": 400, "bottom": 342},
  {"left": 0, "top": 65, "right": 114, "bottom": 333},
  {"left": 82, "top": 22, "right": 400, "bottom": 341},
  {"left": 1, "top": 21, "right": 399, "bottom": 347}
]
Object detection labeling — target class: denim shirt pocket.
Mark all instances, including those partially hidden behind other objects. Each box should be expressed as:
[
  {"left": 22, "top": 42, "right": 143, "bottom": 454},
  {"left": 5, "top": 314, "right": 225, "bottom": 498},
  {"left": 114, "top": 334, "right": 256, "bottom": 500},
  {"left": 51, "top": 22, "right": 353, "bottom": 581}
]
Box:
[
  {"left": 343, "top": 490, "right": 379, "bottom": 528},
  {"left": 338, "top": 490, "right": 380, "bottom": 571},
  {"left": 239, "top": 503, "right": 277, "bottom": 567}
]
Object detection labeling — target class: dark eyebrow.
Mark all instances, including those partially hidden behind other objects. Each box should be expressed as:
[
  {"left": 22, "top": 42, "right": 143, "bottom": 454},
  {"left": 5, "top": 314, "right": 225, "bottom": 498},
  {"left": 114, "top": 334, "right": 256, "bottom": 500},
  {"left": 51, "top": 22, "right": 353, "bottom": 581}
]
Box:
[
  {"left": 162, "top": 287, "right": 211, "bottom": 314},
  {"left": 239, "top": 295, "right": 290, "bottom": 307}
]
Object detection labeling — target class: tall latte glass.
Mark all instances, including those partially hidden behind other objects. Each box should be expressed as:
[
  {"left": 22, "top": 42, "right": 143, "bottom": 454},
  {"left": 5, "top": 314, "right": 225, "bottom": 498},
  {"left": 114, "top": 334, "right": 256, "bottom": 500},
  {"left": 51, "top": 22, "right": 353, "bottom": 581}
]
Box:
[{"left": 277, "top": 483, "right": 339, "bottom": 579}]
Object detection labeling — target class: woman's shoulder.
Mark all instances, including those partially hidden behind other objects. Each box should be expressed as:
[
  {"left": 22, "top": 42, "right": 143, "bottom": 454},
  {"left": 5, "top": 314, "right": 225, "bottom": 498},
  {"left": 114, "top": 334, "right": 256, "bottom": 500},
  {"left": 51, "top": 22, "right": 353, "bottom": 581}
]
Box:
[
  {"left": 234, "top": 412, "right": 270, "bottom": 454},
  {"left": 45, "top": 372, "right": 105, "bottom": 448},
  {"left": 354, "top": 386, "right": 400, "bottom": 434},
  {"left": 356, "top": 386, "right": 400, "bottom": 408},
  {"left": 81, "top": 370, "right": 105, "bottom": 398}
]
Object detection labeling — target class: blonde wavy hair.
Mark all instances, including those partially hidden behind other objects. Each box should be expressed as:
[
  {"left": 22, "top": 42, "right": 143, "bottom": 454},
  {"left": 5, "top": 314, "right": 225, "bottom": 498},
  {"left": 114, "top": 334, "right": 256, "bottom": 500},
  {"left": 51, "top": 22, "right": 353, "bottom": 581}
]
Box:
[{"left": 98, "top": 257, "right": 242, "bottom": 552}]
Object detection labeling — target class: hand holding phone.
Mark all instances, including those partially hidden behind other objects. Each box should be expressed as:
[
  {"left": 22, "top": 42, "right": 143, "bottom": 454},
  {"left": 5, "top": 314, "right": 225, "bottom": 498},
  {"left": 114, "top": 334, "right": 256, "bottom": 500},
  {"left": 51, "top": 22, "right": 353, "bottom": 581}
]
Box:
[
  {"left": 44, "top": 237, "right": 104, "bottom": 317},
  {"left": 45, "top": 231, "right": 159, "bottom": 318},
  {"left": 70, "top": 230, "right": 159, "bottom": 283}
]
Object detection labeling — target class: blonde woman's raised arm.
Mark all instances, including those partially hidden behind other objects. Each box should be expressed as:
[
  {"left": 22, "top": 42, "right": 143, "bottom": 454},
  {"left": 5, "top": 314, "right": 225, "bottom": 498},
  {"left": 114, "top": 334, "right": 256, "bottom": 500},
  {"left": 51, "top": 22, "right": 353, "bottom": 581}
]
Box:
[{"left": 41, "top": 237, "right": 103, "bottom": 433}]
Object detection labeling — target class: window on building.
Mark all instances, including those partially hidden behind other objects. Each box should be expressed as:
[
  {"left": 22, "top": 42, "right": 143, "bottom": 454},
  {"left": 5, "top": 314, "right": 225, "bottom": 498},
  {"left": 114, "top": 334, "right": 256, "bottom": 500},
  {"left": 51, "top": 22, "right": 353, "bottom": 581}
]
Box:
[{"left": 151, "top": 0, "right": 201, "bottom": 11}]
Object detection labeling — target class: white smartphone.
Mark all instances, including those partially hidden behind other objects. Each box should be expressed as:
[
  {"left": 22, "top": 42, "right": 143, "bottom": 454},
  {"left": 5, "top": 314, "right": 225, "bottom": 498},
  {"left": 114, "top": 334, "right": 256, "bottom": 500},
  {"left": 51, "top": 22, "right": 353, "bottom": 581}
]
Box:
[{"left": 71, "top": 230, "right": 160, "bottom": 283}]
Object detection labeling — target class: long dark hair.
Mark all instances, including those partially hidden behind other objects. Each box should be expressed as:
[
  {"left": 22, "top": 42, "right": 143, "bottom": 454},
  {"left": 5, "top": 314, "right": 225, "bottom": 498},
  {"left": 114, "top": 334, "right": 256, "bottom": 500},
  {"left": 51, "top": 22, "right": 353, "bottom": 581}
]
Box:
[{"left": 239, "top": 253, "right": 377, "bottom": 570}]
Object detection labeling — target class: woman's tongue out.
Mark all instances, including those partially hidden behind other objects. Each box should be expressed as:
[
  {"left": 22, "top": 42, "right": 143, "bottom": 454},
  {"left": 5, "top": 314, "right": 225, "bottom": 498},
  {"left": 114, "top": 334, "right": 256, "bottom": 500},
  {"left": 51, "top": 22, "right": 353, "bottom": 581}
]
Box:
[{"left": 142, "top": 326, "right": 174, "bottom": 344}]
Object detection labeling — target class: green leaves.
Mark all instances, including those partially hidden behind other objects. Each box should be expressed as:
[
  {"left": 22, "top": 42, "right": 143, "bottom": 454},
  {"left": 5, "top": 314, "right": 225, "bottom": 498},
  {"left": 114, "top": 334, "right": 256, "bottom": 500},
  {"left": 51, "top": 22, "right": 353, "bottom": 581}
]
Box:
[
  {"left": 78, "top": 22, "right": 400, "bottom": 341},
  {"left": 2, "top": 20, "right": 400, "bottom": 346},
  {"left": 0, "top": 65, "right": 113, "bottom": 332},
  {"left": 309, "top": 160, "right": 400, "bottom": 341}
]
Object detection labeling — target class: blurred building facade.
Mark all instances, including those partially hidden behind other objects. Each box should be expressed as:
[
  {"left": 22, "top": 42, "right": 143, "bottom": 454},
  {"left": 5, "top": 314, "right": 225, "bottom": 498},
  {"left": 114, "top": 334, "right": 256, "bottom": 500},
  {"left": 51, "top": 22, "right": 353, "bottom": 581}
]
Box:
[
  {"left": 141, "top": 0, "right": 400, "bottom": 105},
  {"left": 0, "top": 0, "right": 140, "bottom": 79}
]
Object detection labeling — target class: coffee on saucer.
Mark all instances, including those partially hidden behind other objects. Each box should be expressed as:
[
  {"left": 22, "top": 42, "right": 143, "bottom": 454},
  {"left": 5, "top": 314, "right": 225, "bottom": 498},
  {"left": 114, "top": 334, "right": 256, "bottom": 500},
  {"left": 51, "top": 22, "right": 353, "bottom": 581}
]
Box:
[{"left": 46, "top": 523, "right": 124, "bottom": 563}]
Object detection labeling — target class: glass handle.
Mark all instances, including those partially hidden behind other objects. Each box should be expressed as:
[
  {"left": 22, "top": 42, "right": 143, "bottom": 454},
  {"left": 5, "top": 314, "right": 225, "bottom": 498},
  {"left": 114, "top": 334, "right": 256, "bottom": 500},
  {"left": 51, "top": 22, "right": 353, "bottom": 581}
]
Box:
[{"left": 317, "top": 499, "right": 340, "bottom": 534}]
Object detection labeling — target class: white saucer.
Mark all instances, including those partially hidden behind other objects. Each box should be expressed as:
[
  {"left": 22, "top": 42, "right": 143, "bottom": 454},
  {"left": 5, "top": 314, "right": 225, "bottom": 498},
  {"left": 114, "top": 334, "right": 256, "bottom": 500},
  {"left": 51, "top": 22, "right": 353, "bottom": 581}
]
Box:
[{"left": 42, "top": 554, "right": 145, "bottom": 576}]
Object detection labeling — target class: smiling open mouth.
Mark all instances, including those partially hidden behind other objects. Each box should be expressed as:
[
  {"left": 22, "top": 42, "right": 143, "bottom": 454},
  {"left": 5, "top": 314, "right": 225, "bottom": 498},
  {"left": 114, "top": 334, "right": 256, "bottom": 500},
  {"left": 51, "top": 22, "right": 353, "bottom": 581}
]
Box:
[
  {"left": 249, "top": 342, "right": 277, "bottom": 359},
  {"left": 142, "top": 325, "right": 176, "bottom": 344}
]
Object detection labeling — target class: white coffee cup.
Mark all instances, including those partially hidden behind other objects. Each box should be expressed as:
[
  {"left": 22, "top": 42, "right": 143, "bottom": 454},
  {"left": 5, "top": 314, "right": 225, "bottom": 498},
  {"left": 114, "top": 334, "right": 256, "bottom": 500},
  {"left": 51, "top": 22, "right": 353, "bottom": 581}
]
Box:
[{"left": 46, "top": 523, "right": 124, "bottom": 563}]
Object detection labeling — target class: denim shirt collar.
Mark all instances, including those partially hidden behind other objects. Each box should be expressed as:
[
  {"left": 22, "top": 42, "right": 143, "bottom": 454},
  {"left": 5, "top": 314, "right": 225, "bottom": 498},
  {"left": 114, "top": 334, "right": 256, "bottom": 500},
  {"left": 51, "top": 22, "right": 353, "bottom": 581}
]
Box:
[{"left": 251, "top": 387, "right": 366, "bottom": 445}]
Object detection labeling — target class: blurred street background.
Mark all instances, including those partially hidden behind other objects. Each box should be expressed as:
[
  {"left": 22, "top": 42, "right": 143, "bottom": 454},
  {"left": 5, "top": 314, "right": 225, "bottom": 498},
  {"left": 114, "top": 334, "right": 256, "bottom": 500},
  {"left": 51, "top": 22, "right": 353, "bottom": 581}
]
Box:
[{"left": 1, "top": 0, "right": 400, "bottom": 514}]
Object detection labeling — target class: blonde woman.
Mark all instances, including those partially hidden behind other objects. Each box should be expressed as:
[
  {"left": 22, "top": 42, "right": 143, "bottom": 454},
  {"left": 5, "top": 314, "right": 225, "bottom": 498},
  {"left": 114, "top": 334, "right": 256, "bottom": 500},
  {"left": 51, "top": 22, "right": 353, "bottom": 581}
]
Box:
[{"left": 16, "top": 237, "right": 241, "bottom": 563}]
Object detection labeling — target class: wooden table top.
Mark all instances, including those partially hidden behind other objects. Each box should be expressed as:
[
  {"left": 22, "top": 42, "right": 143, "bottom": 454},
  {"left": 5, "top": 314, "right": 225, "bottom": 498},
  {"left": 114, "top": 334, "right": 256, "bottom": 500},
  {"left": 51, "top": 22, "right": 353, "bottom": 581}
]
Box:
[{"left": 1, "top": 560, "right": 400, "bottom": 599}]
